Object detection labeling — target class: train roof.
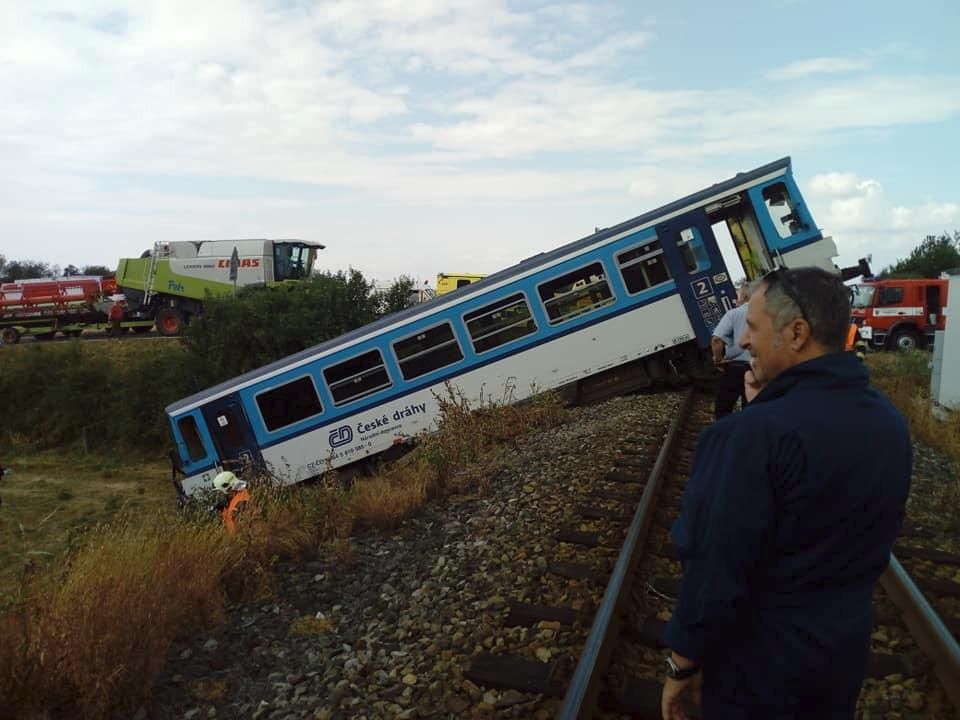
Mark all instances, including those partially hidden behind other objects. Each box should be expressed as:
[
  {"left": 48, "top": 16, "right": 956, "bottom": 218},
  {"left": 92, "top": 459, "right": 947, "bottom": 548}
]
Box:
[{"left": 167, "top": 156, "right": 792, "bottom": 415}]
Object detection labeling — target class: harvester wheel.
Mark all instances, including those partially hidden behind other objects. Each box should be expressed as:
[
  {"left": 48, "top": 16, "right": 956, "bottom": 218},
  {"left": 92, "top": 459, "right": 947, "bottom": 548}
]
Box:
[
  {"left": 1, "top": 327, "right": 21, "bottom": 345},
  {"left": 156, "top": 309, "right": 185, "bottom": 337}
]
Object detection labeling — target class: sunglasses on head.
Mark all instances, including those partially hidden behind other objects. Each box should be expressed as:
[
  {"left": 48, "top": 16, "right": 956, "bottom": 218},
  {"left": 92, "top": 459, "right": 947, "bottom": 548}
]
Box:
[{"left": 761, "top": 266, "right": 810, "bottom": 324}]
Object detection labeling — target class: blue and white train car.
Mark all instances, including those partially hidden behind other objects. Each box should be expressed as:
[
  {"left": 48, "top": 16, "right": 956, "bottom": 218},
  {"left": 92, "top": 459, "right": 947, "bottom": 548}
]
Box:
[{"left": 167, "top": 157, "right": 837, "bottom": 496}]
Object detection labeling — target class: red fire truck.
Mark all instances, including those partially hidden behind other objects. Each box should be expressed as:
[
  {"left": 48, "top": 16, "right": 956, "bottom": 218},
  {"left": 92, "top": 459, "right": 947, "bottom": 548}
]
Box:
[{"left": 851, "top": 277, "right": 948, "bottom": 351}]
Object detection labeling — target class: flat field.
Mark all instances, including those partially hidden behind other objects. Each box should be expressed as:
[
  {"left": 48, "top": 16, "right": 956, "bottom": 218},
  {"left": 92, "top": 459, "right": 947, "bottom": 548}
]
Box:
[
  {"left": 1, "top": 337, "right": 184, "bottom": 598},
  {"left": 0, "top": 453, "right": 177, "bottom": 596}
]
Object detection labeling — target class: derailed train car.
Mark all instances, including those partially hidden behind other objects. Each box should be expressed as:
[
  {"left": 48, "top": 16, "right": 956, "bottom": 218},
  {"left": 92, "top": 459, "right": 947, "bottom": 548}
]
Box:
[{"left": 167, "top": 157, "right": 839, "bottom": 496}]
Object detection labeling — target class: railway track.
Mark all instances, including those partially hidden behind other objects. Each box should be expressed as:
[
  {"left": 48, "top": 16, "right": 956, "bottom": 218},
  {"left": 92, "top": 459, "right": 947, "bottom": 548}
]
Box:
[
  {"left": 874, "top": 539, "right": 960, "bottom": 717},
  {"left": 458, "top": 388, "right": 960, "bottom": 719},
  {"left": 454, "top": 389, "right": 705, "bottom": 716}
]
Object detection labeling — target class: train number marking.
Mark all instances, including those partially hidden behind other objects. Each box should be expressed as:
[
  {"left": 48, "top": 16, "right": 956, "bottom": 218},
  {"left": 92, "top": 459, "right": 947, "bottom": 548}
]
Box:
[{"left": 691, "top": 278, "right": 712, "bottom": 298}]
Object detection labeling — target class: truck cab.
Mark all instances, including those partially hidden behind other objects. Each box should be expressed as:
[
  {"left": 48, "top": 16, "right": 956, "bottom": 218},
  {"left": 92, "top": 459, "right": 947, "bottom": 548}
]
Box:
[
  {"left": 851, "top": 278, "right": 948, "bottom": 351},
  {"left": 436, "top": 273, "right": 487, "bottom": 296}
]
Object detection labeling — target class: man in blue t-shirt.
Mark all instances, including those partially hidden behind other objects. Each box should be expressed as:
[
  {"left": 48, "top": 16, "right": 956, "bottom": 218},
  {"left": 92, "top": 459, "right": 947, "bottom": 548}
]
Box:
[{"left": 710, "top": 283, "right": 752, "bottom": 419}]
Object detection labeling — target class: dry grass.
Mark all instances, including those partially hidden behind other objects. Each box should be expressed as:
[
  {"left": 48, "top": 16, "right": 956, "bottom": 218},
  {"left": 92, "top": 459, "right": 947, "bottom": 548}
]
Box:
[
  {"left": 0, "top": 513, "right": 232, "bottom": 719},
  {"left": 867, "top": 352, "right": 960, "bottom": 464},
  {"left": 867, "top": 351, "right": 960, "bottom": 508},
  {"left": 0, "top": 384, "right": 567, "bottom": 719}
]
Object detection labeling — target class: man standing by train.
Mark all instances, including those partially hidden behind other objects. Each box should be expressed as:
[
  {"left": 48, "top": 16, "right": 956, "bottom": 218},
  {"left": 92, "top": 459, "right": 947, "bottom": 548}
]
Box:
[
  {"left": 661, "top": 267, "right": 912, "bottom": 719},
  {"left": 710, "top": 282, "right": 753, "bottom": 419}
]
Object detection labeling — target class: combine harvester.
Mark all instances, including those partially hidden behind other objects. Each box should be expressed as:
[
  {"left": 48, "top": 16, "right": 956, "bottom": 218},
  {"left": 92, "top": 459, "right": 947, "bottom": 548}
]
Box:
[{"left": 0, "top": 239, "right": 324, "bottom": 344}]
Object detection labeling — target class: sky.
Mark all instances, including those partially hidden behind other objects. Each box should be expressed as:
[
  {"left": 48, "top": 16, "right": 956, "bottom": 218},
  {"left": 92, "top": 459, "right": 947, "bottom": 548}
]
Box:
[{"left": 1, "top": 0, "right": 959, "bottom": 287}]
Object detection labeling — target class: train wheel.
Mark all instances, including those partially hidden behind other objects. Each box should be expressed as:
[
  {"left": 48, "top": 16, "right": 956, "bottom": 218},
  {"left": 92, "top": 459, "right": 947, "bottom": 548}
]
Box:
[
  {"left": 156, "top": 309, "right": 184, "bottom": 337},
  {"left": 34, "top": 332, "right": 55, "bottom": 341},
  {"left": 1, "top": 327, "right": 21, "bottom": 345},
  {"left": 66, "top": 330, "right": 82, "bottom": 338}
]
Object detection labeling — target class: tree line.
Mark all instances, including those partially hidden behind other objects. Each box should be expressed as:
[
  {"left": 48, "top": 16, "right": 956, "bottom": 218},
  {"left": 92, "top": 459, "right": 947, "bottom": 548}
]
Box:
[
  {"left": 0, "top": 255, "right": 113, "bottom": 282},
  {"left": 879, "top": 230, "right": 960, "bottom": 278}
]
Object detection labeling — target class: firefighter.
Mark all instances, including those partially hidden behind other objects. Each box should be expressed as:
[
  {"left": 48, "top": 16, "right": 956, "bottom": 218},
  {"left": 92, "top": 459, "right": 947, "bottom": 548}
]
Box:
[
  {"left": 213, "top": 471, "right": 252, "bottom": 534},
  {"left": 845, "top": 319, "right": 867, "bottom": 361}
]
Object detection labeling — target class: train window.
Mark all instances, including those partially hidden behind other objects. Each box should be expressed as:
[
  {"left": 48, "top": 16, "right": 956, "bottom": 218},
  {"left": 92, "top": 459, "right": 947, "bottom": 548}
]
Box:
[
  {"left": 177, "top": 416, "right": 206, "bottom": 462},
  {"left": 537, "top": 262, "right": 614, "bottom": 325},
  {"left": 762, "top": 182, "right": 807, "bottom": 239},
  {"left": 464, "top": 293, "right": 537, "bottom": 353},
  {"left": 392, "top": 322, "right": 464, "bottom": 380},
  {"left": 616, "top": 239, "right": 672, "bottom": 293},
  {"left": 323, "top": 349, "right": 392, "bottom": 406},
  {"left": 255, "top": 375, "right": 324, "bottom": 432},
  {"left": 675, "top": 227, "right": 709, "bottom": 273}
]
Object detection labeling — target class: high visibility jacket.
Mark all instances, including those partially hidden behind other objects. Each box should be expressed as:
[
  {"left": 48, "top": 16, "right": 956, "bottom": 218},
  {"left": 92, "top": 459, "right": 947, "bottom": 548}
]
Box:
[
  {"left": 845, "top": 323, "right": 858, "bottom": 352},
  {"left": 221, "top": 487, "right": 252, "bottom": 534},
  {"left": 845, "top": 323, "right": 867, "bottom": 360}
]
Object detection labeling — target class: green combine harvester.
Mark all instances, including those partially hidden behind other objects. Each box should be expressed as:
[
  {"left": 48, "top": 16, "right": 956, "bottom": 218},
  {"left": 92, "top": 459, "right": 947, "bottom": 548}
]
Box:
[{"left": 115, "top": 238, "right": 325, "bottom": 336}]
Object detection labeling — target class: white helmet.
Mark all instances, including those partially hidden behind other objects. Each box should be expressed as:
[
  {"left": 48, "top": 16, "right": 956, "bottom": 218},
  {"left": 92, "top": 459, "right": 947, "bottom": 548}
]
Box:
[{"left": 213, "top": 471, "right": 239, "bottom": 494}]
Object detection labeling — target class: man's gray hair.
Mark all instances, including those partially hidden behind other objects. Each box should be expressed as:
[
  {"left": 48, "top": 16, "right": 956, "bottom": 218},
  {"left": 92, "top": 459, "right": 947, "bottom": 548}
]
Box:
[{"left": 760, "top": 267, "right": 851, "bottom": 352}]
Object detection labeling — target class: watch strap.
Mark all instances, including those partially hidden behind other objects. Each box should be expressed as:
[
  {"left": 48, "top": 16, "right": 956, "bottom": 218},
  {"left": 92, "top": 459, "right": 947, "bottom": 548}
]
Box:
[{"left": 664, "top": 655, "right": 701, "bottom": 680}]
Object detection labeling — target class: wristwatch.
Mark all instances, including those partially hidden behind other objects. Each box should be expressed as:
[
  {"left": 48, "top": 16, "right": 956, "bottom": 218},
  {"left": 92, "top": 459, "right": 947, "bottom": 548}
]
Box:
[{"left": 664, "top": 655, "right": 701, "bottom": 680}]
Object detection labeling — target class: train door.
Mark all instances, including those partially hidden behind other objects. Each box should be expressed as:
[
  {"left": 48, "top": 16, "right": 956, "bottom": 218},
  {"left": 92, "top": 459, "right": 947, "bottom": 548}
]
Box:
[
  {"left": 656, "top": 209, "right": 738, "bottom": 347},
  {"left": 200, "top": 393, "right": 264, "bottom": 472}
]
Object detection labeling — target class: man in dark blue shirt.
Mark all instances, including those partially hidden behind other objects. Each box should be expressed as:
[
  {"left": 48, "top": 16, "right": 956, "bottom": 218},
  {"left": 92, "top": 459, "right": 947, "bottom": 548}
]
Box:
[{"left": 661, "top": 267, "right": 912, "bottom": 719}]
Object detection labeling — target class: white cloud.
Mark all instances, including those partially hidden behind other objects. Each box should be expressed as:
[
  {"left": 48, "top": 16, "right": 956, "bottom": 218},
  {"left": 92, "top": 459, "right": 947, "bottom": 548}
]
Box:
[
  {"left": 765, "top": 45, "right": 913, "bottom": 81},
  {"left": 0, "top": 2, "right": 957, "bottom": 285},
  {"left": 805, "top": 172, "right": 960, "bottom": 271},
  {"left": 4, "top": 3, "right": 956, "bottom": 184},
  {"left": 767, "top": 55, "right": 874, "bottom": 80}
]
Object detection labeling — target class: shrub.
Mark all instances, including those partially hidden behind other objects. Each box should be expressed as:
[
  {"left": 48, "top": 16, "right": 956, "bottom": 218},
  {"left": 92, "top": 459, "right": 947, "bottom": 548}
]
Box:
[{"left": 0, "top": 343, "right": 194, "bottom": 455}]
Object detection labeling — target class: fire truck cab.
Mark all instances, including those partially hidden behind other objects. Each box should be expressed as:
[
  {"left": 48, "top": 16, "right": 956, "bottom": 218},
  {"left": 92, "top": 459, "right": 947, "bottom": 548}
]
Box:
[{"left": 851, "top": 277, "right": 948, "bottom": 351}]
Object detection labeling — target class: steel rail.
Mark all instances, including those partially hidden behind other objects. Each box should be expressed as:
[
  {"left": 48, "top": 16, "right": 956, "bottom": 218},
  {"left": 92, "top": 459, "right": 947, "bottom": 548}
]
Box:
[
  {"left": 557, "top": 388, "right": 696, "bottom": 720},
  {"left": 880, "top": 554, "right": 960, "bottom": 712}
]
